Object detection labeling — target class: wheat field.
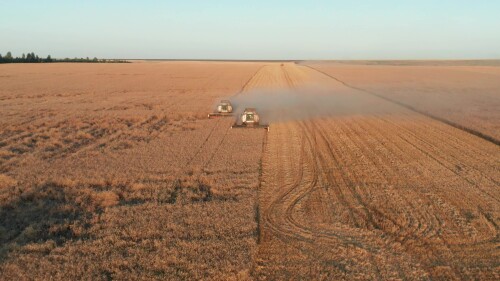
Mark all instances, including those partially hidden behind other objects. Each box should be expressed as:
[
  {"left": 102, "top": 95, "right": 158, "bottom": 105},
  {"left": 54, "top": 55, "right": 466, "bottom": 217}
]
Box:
[{"left": 0, "top": 61, "right": 499, "bottom": 280}]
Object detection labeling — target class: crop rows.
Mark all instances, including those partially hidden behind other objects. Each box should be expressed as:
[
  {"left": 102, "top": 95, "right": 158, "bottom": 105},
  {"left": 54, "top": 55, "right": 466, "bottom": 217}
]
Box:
[{"left": 255, "top": 64, "right": 499, "bottom": 280}]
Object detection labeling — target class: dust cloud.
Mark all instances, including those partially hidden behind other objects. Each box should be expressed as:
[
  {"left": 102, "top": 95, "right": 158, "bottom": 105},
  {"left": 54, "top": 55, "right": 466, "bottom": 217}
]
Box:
[{"left": 227, "top": 85, "right": 394, "bottom": 124}]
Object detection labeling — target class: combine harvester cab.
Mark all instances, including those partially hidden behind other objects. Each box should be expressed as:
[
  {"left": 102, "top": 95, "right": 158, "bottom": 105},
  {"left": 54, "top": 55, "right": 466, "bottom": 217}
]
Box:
[
  {"left": 208, "top": 100, "right": 234, "bottom": 118},
  {"left": 231, "top": 108, "right": 269, "bottom": 131}
]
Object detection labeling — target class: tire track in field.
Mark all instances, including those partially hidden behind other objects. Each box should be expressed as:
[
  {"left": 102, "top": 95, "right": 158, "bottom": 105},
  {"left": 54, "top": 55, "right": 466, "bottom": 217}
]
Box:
[
  {"left": 380, "top": 114, "right": 500, "bottom": 187},
  {"left": 328, "top": 117, "right": 466, "bottom": 277},
  {"left": 255, "top": 64, "right": 418, "bottom": 279},
  {"left": 335, "top": 117, "right": 445, "bottom": 240},
  {"left": 255, "top": 63, "right": 499, "bottom": 279},
  {"left": 202, "top": 123, "right": 231, "bottom": 170},
  {"left": 184, "top": 64, "right": 267, "bottom": 170},
  {"left": 258, "top": 117, "right": 421, "bottom": 279},
  {"left": 340, "top": 116, "right": 499, "bottom": 278},
  {"left": 185, "top": 117, "right": 222, "bottom": 167},
  {"left": 303, "top": 64, "right": 500, "bottom": 146},
  {"left": 387, "top": 120, "right": 500, "bottom": 202}
]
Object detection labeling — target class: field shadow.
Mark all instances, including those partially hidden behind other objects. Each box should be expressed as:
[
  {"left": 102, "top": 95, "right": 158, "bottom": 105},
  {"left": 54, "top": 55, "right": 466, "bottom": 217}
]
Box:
[
  {"left": 0, "top": 177, "right": 240, "bottom": 264},
  {"left": 0, "top": 182, "right": 91, "bottom": 262}
]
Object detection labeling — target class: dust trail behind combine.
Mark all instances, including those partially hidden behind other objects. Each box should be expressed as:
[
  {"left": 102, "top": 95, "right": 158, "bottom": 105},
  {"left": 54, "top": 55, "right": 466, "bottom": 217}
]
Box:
[
  {"left": 229, "top": 86, "right": 400, "bottom": 124},
  {"left": 251, "top": 63, "right": 499, "bottom": 280}
]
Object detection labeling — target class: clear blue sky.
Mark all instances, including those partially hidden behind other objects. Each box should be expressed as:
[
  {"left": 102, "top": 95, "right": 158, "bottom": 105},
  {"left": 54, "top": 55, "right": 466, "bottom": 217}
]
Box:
[{"left": 1, "top": 1, "right": 499, "bottom": 59}]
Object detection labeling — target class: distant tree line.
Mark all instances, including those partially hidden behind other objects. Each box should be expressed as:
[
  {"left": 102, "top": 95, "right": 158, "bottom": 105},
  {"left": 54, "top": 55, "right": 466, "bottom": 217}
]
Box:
[{"left": 0, "top": 51, "right": 128, "bottom": 64}]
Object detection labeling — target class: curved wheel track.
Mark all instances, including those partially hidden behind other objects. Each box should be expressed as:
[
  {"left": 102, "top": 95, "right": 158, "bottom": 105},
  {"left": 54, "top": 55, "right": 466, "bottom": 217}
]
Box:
[{"left": 253, "top": 63, "right": 500, "bottom": 280}]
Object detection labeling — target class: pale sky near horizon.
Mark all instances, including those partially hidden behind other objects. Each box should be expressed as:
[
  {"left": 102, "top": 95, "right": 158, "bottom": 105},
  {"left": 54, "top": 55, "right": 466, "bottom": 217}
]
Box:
[{"left": 1, "top": 1, "right": 499, "bottom": 60}]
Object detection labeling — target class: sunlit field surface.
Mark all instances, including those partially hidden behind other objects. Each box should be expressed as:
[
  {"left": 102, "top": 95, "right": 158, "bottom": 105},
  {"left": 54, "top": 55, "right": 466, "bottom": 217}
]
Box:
[{"left": 1, "top": 61, "right": 498, "bottom": 280}]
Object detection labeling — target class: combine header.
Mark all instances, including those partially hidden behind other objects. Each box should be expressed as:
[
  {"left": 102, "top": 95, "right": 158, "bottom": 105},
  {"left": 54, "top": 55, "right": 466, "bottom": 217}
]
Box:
[
  {"left": 231, "top": 108, "right": 269, "bottom": 131},
  {"left": 208, "top": 100, "right": 234, "bottom": 118}
]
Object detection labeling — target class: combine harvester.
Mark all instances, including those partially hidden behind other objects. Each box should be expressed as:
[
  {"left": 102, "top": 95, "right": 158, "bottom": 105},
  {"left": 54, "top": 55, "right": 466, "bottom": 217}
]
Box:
[
  {"left": 208, "top": 100, "right": 234, "bottom": 118},
  {"left": 231, "top": 108, "right": 269, "bottom": 131}
]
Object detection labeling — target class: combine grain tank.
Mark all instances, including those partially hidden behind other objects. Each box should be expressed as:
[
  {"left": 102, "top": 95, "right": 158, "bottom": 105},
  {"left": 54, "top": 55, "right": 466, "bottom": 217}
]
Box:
[
  {"left": 231, "top": 108, "right": 269, "bottom": 131},
  {"left": 208, "top": 100, "right": 233, "bottom": 118}
]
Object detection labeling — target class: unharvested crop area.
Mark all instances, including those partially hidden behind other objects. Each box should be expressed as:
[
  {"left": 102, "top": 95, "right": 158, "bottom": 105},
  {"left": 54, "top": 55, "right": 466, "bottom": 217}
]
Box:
[
  {"left": 0, "top": 62, "right": 266, "bottom": 280},
  {"left": 0, "top": 61, "right": 499, "bottom": 280}
]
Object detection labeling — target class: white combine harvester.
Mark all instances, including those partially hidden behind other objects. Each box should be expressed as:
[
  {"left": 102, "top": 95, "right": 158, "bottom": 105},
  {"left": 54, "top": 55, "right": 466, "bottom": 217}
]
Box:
[
  {"left": 231, "top": 108, "right": 269, "bottom": 131},
  {"left": 208, "top": 100, "right": 234, "bottom": 118}
]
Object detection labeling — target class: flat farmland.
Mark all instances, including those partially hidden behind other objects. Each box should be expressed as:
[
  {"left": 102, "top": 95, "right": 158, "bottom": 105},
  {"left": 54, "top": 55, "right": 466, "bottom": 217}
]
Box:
[
  {"left": 304, "top": 61, "right": 500, "bottom": 142},
  {"left": 0, "top": 62, "right": 267, "bottom": 280},
  {"left": 254, "top": 64, "right": 499, "bottom": 280},
  {"left": 0, "top": 62, "right": 499, "bottom": 280}
]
